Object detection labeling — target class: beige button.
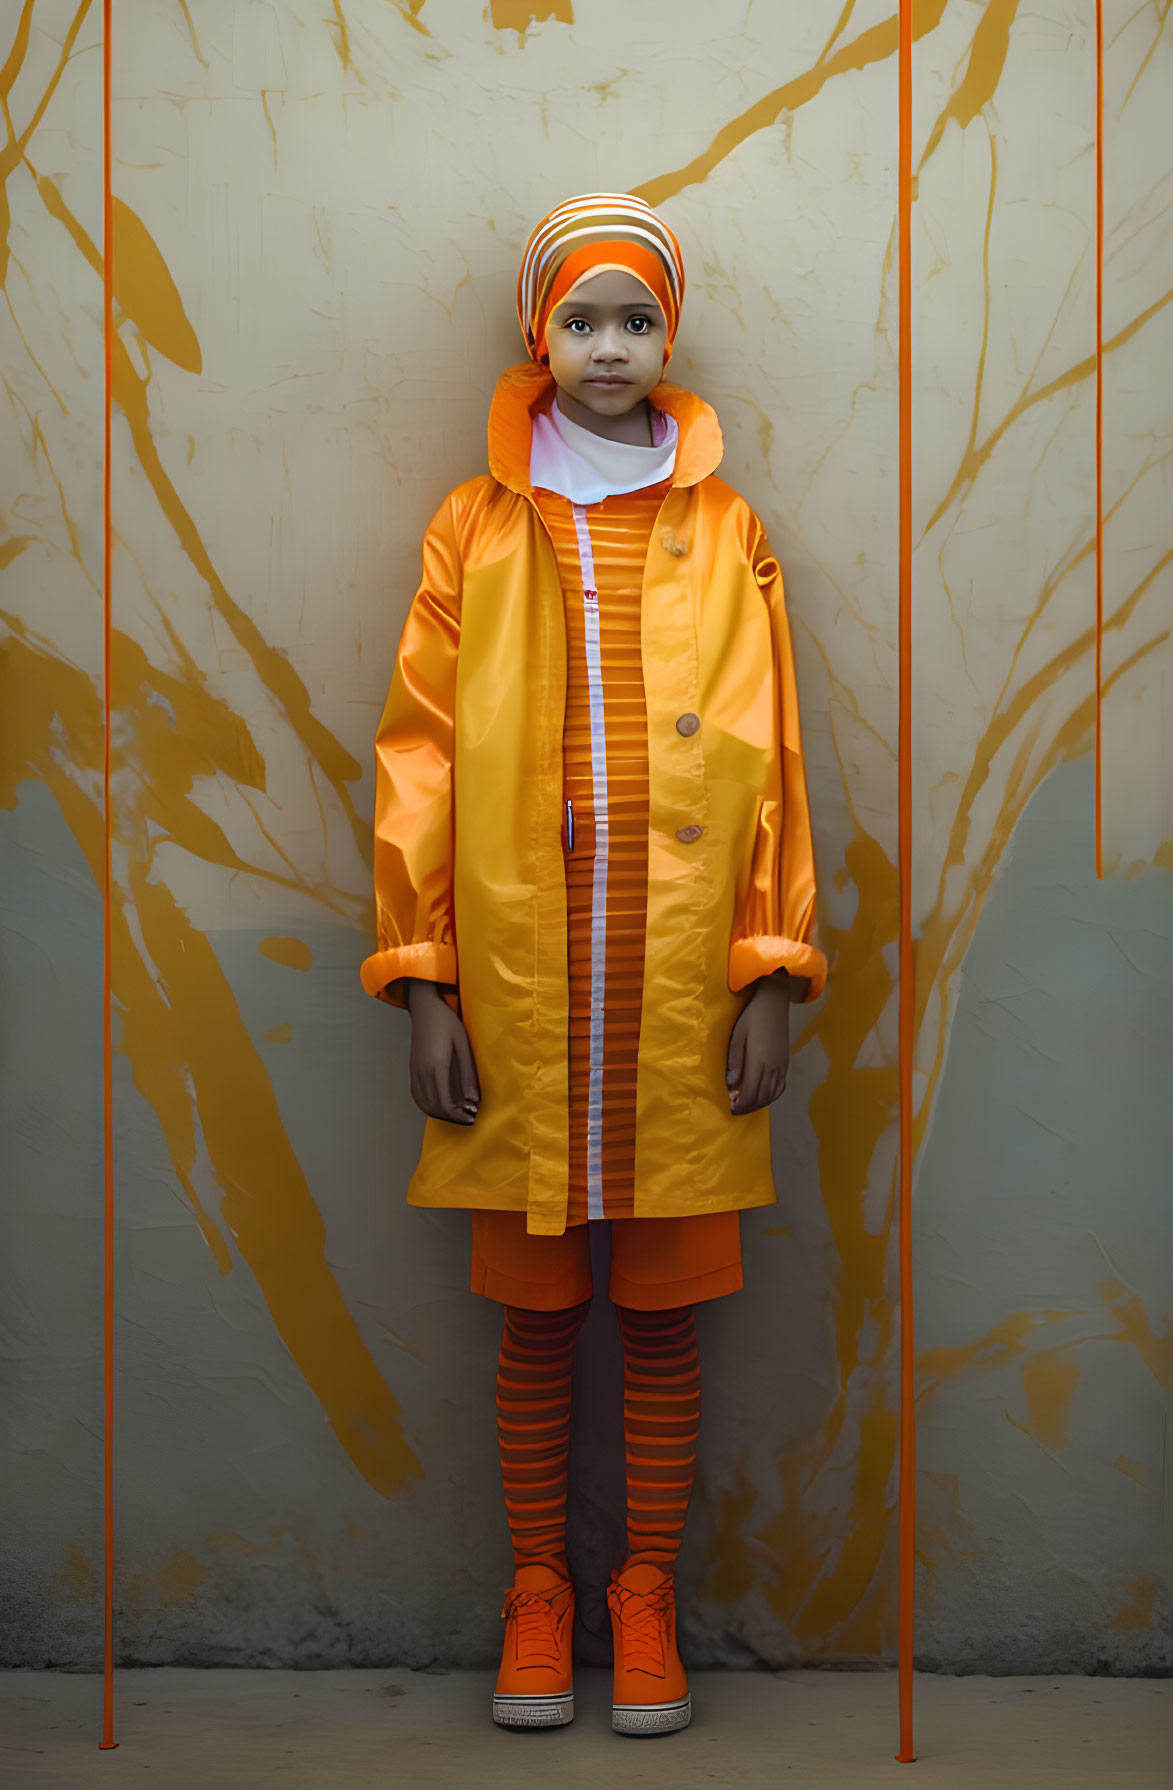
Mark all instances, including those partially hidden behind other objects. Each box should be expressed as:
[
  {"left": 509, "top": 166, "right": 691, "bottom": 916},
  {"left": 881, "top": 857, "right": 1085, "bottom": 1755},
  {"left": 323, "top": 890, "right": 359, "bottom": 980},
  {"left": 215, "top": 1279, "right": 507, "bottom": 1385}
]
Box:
[
  {"left": 675, "top": 712, "right": 700, "bottom": 737},
  {"left": 676, "top": 824, "right": 703, "bottom": 844}
]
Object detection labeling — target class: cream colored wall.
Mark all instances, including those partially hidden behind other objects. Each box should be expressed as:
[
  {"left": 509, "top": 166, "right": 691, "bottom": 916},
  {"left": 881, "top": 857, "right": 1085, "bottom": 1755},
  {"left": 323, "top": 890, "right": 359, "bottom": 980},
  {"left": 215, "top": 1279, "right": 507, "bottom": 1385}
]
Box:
[{"left": 2, "top": 0, "right": 1169, "bottom": 1670}]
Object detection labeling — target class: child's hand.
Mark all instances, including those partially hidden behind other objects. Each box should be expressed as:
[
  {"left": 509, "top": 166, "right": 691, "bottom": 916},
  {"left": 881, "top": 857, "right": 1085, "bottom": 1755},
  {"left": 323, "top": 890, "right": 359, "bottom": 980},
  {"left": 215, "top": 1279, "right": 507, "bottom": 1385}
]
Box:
[
  {"left": 404, "top": 980, "right": 481, "bottom": 1125},
  {"left": 725, "top": 974, "right": 792, "bottom": 1116}
]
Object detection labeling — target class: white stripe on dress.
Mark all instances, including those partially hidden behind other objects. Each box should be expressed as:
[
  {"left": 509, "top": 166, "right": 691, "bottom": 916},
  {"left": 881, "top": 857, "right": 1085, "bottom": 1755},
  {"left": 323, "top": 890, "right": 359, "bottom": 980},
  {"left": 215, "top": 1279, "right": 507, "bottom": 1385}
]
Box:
[{"left": 571, "top": 502, "right": 609, "bottom": 1222}]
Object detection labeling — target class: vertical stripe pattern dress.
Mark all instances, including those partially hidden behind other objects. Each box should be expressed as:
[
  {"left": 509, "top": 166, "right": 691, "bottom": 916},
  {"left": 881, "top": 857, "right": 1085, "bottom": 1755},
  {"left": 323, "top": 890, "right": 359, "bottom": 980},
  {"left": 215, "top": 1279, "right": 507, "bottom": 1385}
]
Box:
[{"left": 532, "top": 479, "right": 672, "bottom": 1225}]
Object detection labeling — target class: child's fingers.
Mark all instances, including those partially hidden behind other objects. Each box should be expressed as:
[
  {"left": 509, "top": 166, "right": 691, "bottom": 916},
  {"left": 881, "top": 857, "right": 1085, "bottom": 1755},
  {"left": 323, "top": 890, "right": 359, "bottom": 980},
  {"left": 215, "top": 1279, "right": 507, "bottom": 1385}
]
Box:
[
  {"left": 411, "top": 1052, "right": 469, "bottom": 1124},
  {"left": 732, "top": 1055, "right": 764, "bottom": 1115},
  {"left": 411, "top": 1057, "right": 438, "bottom": 1118},
  {"left": 419, "top": 1062, "right": 440, "bottom": 1118},
  {"left": 746, "top": 1058, "right": 789, "bottom": 1113},
  {"left": 453, "top": 1026, "right": 481, "bottom": 1115},
  {"left": 434, "top": 1045, "right": 474, "bottom": 1124},
  {"left": 726, "top": 1012, "right": 747, "bottom": 1089}
]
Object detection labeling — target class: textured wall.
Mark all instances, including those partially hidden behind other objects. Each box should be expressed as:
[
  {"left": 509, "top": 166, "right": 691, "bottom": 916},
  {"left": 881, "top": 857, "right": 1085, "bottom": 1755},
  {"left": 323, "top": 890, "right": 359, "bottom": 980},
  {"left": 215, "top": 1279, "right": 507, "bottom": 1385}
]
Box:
[{"left": 1, "top": 0, "right": 1169, "bottom": 1673}]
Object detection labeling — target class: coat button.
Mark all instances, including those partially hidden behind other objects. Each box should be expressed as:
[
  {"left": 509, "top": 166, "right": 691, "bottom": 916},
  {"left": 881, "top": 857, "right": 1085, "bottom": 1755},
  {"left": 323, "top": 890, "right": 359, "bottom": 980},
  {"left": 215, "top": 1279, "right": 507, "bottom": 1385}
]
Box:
[
  {"left": 675, "top": 712, "right": 700, "bottom": 737},
  {"left": 676, "top": 824, "right": 703, "bottom": 844}
]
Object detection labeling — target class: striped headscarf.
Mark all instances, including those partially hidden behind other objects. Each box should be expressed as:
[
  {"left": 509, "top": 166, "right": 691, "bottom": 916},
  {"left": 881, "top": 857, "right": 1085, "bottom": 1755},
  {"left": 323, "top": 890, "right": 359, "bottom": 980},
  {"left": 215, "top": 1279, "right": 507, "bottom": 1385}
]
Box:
[{"left": 517, "top": 192, "right": 686, "bottom": 365}]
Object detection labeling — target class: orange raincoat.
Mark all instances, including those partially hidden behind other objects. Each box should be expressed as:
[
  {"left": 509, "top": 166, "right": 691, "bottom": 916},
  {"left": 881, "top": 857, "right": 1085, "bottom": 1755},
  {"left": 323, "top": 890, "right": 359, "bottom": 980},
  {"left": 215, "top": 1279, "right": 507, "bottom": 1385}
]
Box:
[{"left": 361, "top": 362, "right": 828, "bottom": 1235}]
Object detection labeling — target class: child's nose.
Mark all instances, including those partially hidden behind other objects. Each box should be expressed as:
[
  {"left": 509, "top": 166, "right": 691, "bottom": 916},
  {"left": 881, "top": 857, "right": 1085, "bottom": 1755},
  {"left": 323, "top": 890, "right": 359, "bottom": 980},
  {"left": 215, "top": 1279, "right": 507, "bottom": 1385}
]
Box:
[{"left": 593, "top": 329, "right": 628, "bottom": 358}]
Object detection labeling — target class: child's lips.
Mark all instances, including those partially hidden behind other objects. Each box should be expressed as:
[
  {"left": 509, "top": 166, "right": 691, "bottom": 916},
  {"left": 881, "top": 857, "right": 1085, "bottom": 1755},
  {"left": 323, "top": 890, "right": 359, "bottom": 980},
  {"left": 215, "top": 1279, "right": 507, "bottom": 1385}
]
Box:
[{"left": 586, "top": 375, "right": 630, "bottom": 386}]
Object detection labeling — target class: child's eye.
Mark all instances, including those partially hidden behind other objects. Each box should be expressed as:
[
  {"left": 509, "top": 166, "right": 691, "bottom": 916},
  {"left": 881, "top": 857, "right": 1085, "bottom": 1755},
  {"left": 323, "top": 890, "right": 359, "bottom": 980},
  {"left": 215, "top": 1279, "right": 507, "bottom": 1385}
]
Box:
[
  {"left": 566, "top": 318, "right": 591, "bottom": 334},
  {"left": 626, "top": 316, "right": 651, "bottom": 334}
]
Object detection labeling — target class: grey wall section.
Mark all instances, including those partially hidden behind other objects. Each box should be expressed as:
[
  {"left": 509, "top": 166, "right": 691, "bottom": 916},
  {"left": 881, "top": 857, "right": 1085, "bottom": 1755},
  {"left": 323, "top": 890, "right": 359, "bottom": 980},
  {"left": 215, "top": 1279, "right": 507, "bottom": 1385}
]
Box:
[
  {"left": 1, "top": 780, "right": 106, "bottom": 1672},
  {"left": 2, "top": 760, "right": 1170, "bottom": 1672},
  {"left": 913, "top": 758, "right": 1172, "bottom": 1674}
]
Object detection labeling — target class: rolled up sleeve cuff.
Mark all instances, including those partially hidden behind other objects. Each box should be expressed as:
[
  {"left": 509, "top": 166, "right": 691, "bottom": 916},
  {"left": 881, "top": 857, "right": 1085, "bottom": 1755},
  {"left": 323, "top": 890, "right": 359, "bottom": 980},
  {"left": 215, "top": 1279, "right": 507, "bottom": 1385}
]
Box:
[
  {"left": 729, "top": 936, "right": 828, "bottom": 1003},
  {"left": 359, "top": 941, "right": 458, "bottom": 1008}
]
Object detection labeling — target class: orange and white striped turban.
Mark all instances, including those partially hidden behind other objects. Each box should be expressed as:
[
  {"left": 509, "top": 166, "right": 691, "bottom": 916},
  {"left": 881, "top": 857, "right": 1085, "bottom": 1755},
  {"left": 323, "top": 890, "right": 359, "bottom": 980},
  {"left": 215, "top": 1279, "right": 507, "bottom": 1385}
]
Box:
[{"left": 517, "top": 192, "right": 686, "bottom": 365}]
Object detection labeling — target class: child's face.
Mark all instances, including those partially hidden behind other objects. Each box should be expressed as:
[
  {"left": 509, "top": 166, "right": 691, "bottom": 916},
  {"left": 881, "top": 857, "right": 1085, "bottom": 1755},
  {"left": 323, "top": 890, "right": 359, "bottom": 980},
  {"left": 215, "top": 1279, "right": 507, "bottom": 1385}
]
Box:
[{"left": 545, "top": 269, "right": 668, "bottom": 419}]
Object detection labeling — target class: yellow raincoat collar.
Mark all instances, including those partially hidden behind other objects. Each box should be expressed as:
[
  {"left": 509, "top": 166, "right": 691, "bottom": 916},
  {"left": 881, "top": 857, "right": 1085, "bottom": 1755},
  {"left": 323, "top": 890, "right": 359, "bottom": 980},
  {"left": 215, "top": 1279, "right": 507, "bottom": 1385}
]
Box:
[{"left": 487, "top": 361, "right": 724, "bottom": 497}]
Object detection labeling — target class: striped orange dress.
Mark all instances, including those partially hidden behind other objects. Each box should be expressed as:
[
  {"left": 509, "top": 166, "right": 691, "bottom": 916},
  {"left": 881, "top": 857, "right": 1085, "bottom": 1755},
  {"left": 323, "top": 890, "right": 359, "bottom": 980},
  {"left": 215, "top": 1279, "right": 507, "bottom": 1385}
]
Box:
[{"left": 532, "top": 480, "right": 672, "bottom": 1224}]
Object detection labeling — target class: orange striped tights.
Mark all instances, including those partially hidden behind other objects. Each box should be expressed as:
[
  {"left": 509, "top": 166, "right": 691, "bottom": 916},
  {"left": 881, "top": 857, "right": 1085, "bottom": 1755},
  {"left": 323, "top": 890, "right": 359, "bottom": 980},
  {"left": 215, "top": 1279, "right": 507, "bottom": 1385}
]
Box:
[{"left": 496, "top": 1302, "right": 701, "bottom": 1570}]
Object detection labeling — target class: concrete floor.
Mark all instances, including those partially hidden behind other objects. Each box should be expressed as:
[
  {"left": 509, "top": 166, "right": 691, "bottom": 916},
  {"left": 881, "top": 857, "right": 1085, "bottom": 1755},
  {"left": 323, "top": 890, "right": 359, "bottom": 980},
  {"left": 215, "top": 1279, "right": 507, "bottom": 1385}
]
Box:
[{"left": 2, "top": 1668, "right": 1169, "bottom": 1789}]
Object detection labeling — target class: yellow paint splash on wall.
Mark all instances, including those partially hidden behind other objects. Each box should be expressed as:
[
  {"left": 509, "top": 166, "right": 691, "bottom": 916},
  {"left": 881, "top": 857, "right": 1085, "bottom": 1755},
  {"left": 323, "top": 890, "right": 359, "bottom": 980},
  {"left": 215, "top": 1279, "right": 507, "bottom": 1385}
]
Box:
[
  {"left": 1113, "top": 1455, "right": 1151, "bottom": 1491},
  {"left": 260, "top": 936, "right": 313, "bottom": 972},
  {"left": 32, "top": 172, "right": 101, "bottom": 275},
  {"left": 793, "top": 1404, "right": 898, "bottom": 1643},
  {"left": 155, "top": 1546, "right": 210, "bottom": 1608},
  {"left": 50, "top": 1542, "right": 97, "bottom": 1602},
  {"left": 491, "top": 0, "right": 573, "bottom": 35},
  {"left": 701, "top": 1455, "right": 758, "bottom": 1605},
  {"left": 53, "top": 1541, "right": 209, "bottom": 1614},
  {"left": 1111, "top": 1576, "right": 1156, "bottom": 1631},
  {"left": 263, "top": 1021, "right": 294, "bottom": 1043},
  {"left": 732, "top": 822, "right": 899, "bottom": 1655},
  {"left": 120, "top": 1547, "right": 210, "bottom": 1615},
  {"left": 916, "top": 1310, "right": 1074, "bottom": 1393},
  {"left": 1021, "top": 1350, "right": 1080, "bottom": 1449},
  {"left": 325, "top": 0, "right": 356, "bottom": 70},
  {"left": 174, "top": 0, "right": 209, "bottom": 68},
  {"left": 0, "top": 107, "right": 432, "bottom": 1504},
  {"left": 0, "top": 0, "right": 91, "bottom": 287},
  {"left": 131, "top": 866, "right": 423, "bottom": 1497},
  {"left": 924, "top": 292, "right": 1173, "bottom": 537},
  {"left": 916, "top": 596, "right": 1171, "bottom": 1154},
  {"left": 1100, "top": 1279, "right": 1173, "bottom": 1395},
  {"left": 111, "top": 197, "right": 202, "bottom": 373},
  {"left": 918, "top": 1472, "right": 982, "bottom": 1609},
  {"left": 635, "top": 0, "right": 949, "bottom": 207},
  {"left": 111, "top": 333, "right": 369, "bottom": 862},
  {"left": 26, "top": 172, "right": 370, "bottom": 874},
  {"left": 0, "top": 622, "right": 421, "bottom": 1499},
  {"left": 0, "top": 536, "right": 30, "bottom": 568},
  {"left": 919, "top": 0, "right": 1022, "bottom": 167},
  {"left": 832, "top": 1561, "right": 898, "bottom": 1658}
]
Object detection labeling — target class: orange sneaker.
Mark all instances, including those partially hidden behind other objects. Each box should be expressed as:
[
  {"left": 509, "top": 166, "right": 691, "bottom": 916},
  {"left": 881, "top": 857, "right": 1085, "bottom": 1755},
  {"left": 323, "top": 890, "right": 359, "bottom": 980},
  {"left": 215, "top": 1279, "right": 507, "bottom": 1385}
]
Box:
[
  {"left": 607, "top": 1560, "right": 691, "bottom": 1736},
  {"left": 493, "top": 1561, "right": 575, "bottom": 1728}
]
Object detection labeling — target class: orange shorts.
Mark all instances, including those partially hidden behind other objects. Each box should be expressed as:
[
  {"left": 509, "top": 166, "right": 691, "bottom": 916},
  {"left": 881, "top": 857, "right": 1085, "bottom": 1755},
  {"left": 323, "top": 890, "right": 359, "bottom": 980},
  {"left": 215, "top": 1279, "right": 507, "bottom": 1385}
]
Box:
[{"left": 469, "top": 1209, "right": 743, "bottom": 1312}]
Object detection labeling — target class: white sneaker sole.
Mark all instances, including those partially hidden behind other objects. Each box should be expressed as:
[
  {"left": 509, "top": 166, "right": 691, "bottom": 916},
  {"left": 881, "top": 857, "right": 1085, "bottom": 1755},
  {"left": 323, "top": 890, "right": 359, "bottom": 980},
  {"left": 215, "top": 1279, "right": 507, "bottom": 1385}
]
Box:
[
  {"left": 493, "top": 1691, "right": 574, "bottom": 1729},
  {"left": 612, "top": 1694, "right": 691, "bottom": 1736}
]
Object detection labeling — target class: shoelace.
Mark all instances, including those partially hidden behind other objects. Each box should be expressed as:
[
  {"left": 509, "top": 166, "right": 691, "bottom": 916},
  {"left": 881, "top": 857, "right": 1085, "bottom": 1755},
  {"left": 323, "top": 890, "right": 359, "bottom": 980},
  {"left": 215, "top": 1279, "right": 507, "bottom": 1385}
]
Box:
[
  {"left": 501, "top": 1587, "right": 566, "bottom": 1668},
  {"left": 607, "top": 1580, "right": 674, "bottom": 1677}
]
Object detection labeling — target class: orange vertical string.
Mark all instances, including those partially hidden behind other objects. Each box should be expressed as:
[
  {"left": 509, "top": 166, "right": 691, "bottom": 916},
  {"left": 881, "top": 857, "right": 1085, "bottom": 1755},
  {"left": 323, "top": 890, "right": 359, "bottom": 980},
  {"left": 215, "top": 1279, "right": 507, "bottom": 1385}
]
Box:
[
  {"left": 895, "top": 0, "right": 917, "bottom": 1766},
  {"left": 1094, "top": 0, "right": 1104, "bottom": 878},
  {"left": 99, "top": 0, "right": 119, "bottom": 1755}
]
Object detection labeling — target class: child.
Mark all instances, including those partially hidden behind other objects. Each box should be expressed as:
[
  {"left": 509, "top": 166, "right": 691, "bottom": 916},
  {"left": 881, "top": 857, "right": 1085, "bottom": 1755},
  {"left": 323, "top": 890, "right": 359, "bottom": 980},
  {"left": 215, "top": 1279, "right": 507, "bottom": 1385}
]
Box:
[{"left": 361, "top": 193, "right": 827, "bottom": 1736}]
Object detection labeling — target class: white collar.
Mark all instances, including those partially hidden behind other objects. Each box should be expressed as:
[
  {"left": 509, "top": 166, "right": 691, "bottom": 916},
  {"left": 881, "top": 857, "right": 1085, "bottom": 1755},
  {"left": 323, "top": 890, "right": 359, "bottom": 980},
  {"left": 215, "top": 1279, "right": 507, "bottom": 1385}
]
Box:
[{"left": 529, "top": 397, "right": 678, "bottom": 504}]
